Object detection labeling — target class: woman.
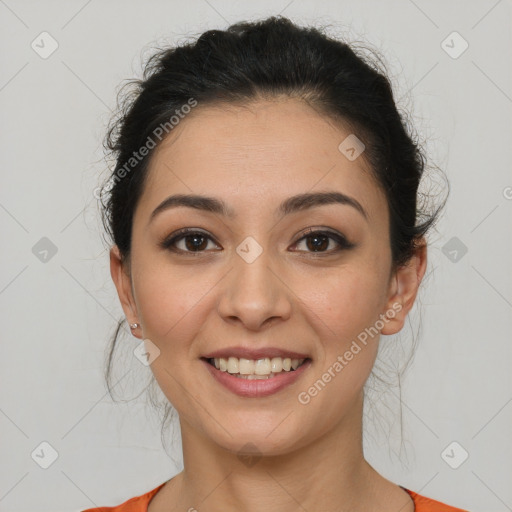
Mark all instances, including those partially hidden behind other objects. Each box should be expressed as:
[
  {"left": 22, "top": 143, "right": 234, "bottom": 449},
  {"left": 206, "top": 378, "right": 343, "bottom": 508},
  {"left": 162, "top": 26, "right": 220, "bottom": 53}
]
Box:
[{"left": 84, "top": 16, "right": 467, "bottom": 512}]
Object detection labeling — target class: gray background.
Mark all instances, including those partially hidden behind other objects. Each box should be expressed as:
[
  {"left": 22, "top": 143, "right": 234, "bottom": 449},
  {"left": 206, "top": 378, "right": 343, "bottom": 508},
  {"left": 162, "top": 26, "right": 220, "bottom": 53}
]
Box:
[{"left": 0, "top": 0, "right": 511, "bottom": 511}]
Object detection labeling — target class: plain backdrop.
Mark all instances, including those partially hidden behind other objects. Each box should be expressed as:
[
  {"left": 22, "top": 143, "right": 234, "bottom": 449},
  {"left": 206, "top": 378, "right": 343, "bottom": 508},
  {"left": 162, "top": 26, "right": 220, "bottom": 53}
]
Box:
[{"left": 0, "top": 1, "right": 511, "bottom": 511}]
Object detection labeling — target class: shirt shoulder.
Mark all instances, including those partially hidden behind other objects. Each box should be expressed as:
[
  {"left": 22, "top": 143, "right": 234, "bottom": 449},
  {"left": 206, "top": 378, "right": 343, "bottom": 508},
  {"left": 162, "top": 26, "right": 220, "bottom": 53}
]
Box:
[
  {"left": 81, "top": 482, "right": 468, "bottom": 512},
  {"left": 402, "top": 487, "right": 469, "bottom": 511},
  {"left": 81, "top": 481, "right": 167, "bottom": 512}
]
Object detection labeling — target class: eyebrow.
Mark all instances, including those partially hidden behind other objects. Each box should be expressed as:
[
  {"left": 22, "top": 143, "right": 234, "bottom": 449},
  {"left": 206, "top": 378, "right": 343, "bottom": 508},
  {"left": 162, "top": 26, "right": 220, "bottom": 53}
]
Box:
[{"left": 149, "top": 191, "right": 369, "bottom": 223}]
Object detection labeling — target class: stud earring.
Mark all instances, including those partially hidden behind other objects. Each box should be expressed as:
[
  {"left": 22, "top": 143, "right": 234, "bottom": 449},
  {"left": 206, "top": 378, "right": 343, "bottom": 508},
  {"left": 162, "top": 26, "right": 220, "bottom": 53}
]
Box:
[{"left": 129, "top": 323, "right": 140, "bottom": 330}]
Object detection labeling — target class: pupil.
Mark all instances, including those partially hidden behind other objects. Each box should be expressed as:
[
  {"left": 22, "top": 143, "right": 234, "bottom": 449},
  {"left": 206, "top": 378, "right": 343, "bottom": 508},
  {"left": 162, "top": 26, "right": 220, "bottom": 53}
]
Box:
[
  {"left": 186, "top": 234, "right": 207, "bottom": 251},
  {"left": 307, "top": 234, "right": 328, "bottom": 252}
]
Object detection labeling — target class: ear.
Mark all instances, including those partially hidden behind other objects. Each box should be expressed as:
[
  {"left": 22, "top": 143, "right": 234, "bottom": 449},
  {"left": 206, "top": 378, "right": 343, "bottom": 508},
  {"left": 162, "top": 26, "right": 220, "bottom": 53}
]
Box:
[
  {"left": 109, "top": 245, "right": 141, "bottom": 338},
  {"left": 380, "top": 239, "right": 428, "bottom": 335}
]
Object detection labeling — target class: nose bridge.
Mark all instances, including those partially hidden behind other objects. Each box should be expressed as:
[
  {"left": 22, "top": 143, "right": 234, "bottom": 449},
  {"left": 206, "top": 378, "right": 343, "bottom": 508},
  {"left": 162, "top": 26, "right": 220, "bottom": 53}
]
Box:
[{"left": 217, "top": 235, "right": 291, "bottom": 329}]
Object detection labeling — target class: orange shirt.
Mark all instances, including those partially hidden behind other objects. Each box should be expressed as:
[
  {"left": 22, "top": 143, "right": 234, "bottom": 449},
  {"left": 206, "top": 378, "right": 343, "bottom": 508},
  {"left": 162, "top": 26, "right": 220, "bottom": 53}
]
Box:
[{"left": 81, "top": 481, "right": 469, "bottom": 511}]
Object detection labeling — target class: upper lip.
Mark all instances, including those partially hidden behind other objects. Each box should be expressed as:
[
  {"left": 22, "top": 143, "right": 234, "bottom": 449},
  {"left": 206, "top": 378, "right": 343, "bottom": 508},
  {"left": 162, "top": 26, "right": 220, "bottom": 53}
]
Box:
[{"left": 202, "top": 346, "right": 310, "bottom": 360}]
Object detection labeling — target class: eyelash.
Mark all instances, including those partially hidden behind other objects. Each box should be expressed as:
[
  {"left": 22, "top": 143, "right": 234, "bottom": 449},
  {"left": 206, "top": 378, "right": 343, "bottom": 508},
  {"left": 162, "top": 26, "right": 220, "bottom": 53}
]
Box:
[{"left": 159, "top": 227, "right": 355, "bottom": 256}]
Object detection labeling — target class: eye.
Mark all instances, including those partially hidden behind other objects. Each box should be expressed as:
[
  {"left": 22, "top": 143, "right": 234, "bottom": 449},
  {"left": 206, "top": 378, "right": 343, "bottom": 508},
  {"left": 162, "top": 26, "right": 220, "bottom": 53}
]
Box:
[
  {"left": 160, "top": 227, "right": 355, "bottom": 256},
  {"left": 159, "top": 228, "right": 220, "bottom": 254},
  {"left": 291, "top": 228, "right": 354, "bottom": 254}
]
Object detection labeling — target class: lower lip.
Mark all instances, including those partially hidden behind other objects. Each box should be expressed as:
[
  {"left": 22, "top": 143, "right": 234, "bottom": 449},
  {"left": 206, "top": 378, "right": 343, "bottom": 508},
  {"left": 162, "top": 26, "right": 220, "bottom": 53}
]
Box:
[{"left": 201, "top": 358, "right": 312, "bottom": 398}]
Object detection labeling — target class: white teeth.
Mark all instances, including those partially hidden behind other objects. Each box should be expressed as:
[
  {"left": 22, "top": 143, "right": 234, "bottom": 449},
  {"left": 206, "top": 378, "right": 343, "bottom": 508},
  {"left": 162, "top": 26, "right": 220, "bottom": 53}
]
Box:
[
  {"left": 239, "top": 358, "right": 255, "bottom": 375},
  {"left": 234, "top": 373, "right": 280, "bottom": 380},
  {"left": 254, "top": 358, "right": 271, "bottom": 375},
  {"left": 270, "top": 357, "right": 283, "bottom": 372},
  {"left": 211, "top": 356, "right": 306, "bottom": 376},
  {"left": 227, "top": 357, "right": 239, "bottom": 373}
]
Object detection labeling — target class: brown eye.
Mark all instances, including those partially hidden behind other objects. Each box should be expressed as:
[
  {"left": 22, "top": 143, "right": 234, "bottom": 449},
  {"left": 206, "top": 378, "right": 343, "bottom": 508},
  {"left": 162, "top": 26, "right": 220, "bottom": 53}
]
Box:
[
  {"left": 160, "top": 229, "right": 220, "bottom": 254},
  {"left": 160, "top": 227, "right": 355, "bottom": 256},
  {"left": 291, "top": 229, "right": 354, "bottom": 254},
  {"left": 181, "top": 233, "right": 209, "bottom": 251}
]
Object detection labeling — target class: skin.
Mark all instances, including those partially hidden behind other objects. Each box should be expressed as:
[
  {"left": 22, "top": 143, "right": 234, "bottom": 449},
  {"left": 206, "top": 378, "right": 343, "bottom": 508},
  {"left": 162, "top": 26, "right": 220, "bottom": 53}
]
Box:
[{"left": 110, "top": 97, "right": 427, "bottom": 512}]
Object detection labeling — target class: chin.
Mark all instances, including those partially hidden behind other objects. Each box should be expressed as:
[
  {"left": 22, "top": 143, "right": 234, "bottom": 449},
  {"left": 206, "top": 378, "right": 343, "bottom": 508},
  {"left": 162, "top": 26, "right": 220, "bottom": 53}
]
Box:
[{"left": 208, "top": 422, "right": 310, "bottom": 459}]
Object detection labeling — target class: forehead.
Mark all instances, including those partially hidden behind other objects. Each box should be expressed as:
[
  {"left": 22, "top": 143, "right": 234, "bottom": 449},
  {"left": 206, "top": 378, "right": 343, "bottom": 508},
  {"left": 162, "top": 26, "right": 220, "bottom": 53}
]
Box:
[{"left": 138, "top": 98, "right": 387, "bottom": 223}]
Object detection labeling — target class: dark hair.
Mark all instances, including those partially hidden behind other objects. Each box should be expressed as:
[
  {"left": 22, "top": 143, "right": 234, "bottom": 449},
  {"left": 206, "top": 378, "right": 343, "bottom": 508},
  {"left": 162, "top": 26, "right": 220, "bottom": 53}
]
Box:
[{"left": 99, "top": 15, "right": 447, "bottom": 455}]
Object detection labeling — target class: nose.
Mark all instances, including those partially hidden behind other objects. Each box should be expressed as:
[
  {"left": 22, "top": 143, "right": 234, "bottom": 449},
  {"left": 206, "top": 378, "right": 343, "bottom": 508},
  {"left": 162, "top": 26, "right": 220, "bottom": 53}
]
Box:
[{"left": 217, "top": 244, "right": 292, "bottom": 331}]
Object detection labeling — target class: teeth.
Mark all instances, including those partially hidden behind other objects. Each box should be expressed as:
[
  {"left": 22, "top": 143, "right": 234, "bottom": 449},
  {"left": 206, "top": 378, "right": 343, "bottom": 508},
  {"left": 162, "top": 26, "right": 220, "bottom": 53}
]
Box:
[
  {"left": 270, "top": 357, "right": 283, "bottom": 372},
  {"left": 210, "top": 356, "right": 306, "bottom": 376},
  {"left": 238, "top": 374, "right": 274, "bottom": 380},
  {"left": 239, "top": 358, "right": 255, "bottom": 375},
  {"left": 254, "top": 358, "right": 271, "bottom": 375},
  {"left": 227, "top": 357, "right": 239, "bottom": 373}
]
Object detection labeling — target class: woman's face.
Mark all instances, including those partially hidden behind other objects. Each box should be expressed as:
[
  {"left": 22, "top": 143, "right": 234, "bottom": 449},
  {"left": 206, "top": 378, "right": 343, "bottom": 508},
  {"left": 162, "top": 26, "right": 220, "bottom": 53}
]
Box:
[{"left": 111, "top": 98, "right": 419, "bottom": 456}]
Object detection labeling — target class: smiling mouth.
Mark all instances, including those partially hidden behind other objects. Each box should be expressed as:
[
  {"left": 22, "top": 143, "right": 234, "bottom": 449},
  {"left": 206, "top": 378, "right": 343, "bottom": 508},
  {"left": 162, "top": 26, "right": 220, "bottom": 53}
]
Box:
[{"left": 202, "top": 356, "right": 311, "bottom": 379}]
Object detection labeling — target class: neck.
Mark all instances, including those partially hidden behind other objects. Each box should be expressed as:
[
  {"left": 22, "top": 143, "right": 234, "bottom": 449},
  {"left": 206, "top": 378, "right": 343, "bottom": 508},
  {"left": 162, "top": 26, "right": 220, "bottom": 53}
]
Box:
[{"left": 169, "top": 391, "right": 394, "bottom": 512}]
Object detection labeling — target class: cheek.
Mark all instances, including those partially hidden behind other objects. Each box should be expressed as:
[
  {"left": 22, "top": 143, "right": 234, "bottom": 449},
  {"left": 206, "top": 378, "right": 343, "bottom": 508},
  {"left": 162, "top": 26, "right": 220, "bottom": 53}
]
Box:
[
  {"left": 133, "top": 251, "right": 388, "bottom": 354},
  {"left": 130, "top": 262, "right": 219, "bottom": 412},
  {"left": 132, "top": 258, "right": 221, "bottom": 350},
  {"left": 299, "top": 265, "right": 388, "bottom": 340},
  {"left": 293, "top": 270, "right": 386, "bottom": 421}
]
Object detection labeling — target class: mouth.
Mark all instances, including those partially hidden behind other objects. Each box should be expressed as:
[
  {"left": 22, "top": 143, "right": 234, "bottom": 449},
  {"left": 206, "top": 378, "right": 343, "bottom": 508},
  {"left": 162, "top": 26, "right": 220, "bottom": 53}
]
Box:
[
  {"left": 202, "top": 356, "right": 311, "bottom": 380},
  {"left": 200, "top": 354, "right": 312, "bottom": 398}
]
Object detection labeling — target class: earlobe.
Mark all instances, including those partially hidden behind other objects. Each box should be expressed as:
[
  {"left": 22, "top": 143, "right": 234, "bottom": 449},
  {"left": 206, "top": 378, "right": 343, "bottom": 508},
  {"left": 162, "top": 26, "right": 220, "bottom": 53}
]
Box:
[
  {"left": 109, "top": 245, "right": 140, "bottom": 335},
  {"left": 380, "top": 241, "right": 428, "bottom": 336}
]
